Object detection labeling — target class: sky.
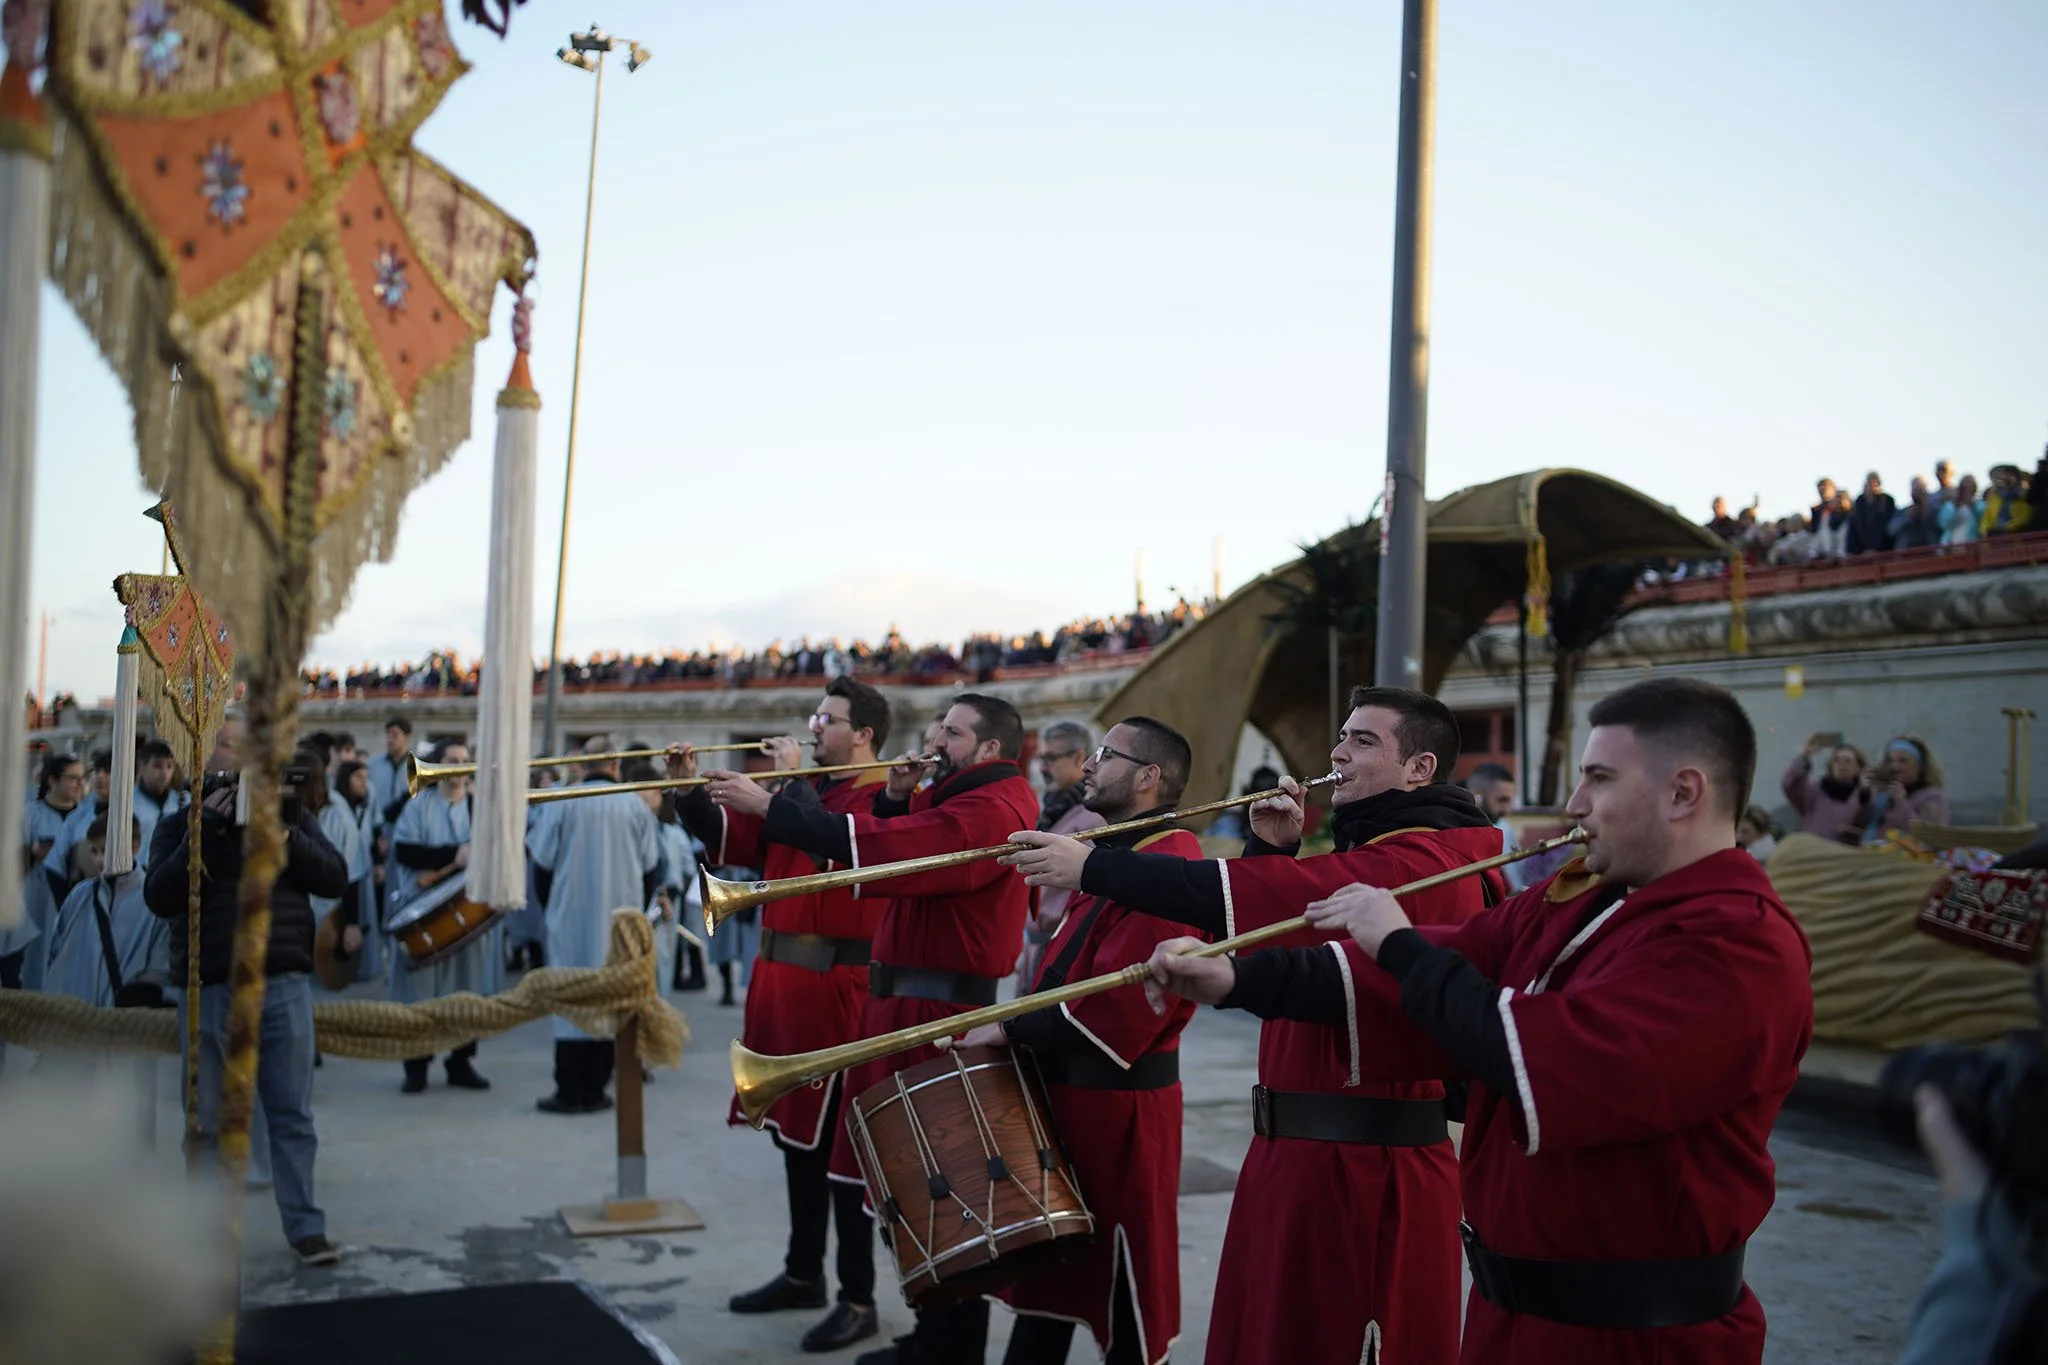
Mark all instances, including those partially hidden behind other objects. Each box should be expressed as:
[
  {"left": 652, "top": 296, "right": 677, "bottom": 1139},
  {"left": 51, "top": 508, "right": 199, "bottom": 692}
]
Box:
[{"left": 27, "top": 0, "right": 2048, "bottom": 700}]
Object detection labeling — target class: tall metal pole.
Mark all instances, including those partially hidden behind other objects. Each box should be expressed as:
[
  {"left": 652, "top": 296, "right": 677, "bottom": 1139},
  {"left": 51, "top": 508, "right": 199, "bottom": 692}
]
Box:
[
  {"left": 1373, "top": 0, "right": 1437, "bottom": 690},
  {"left": 543, "top": 50, "right": 607, "bottom": 759}
]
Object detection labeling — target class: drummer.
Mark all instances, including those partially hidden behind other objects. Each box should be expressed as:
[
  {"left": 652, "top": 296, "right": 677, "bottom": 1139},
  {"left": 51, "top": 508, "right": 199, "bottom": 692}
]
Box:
[
  {"left": 385, "top": 741, "right": 496, "bottom": 1094},
  {"left": 958, "top": 716, "right": 1206, "bottom": 1365}
]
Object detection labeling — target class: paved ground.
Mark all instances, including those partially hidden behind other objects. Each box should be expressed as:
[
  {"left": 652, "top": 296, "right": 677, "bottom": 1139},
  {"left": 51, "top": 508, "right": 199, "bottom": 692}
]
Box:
[{"left": 189, "top": 982, "right": 1941, "bottom": 1363}]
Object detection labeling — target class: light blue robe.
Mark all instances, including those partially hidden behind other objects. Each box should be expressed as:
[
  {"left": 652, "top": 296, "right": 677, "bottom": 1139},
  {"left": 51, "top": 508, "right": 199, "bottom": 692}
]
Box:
[
  {"left": 331, "top": 794, "right": 382, "bottom": 980},
  {"left": 527, "top": 780, "right": 660, "bottom": 1039},
  {"left": 365, "top": 751, "right": 410, "bottom": 837},
  {"left": 41, "top": 791, "right": 101, "bottom": 894},
  {"left": 504, "top": 805, "right": 556, "bottom": 953},
  {"left": 653, "top": 822, "right": 700, "bottom": 989},
  {"left": 3, "top": 799, "right": 75, "bottom": 986},
  {"left": 132, "top": 784, "right": 188, "bottom": 869},
  {"left": 43, "top": 871, "right": 168, "bottom": 1008},
  {"left": 385, "top": 791, "right": 499, "bottom": 1005}
]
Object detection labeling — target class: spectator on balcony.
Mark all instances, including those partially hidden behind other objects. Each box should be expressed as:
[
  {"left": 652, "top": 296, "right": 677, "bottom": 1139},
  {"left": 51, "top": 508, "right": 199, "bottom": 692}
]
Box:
[
  {"left": 1981, "top": 464, "right": 2035, "bottom": 537},
  {"left": 1809, "top": 477, "right": 1839, "bottom": 531},
  {"left": 1889, "top": 477, "right": 1943, "bottom": 550},
  {"left": 1782, "top": 734, "right": 1869, "bottom": 845},
  {"left": 1929, "top": 460, "right": 1958, "bottom": 514},
  {"left": 1809, "top": 488, "right": 1853, "bottom": 558},
  {"left": 1939, "top": 474, "right": 1983, "bottom": 546},
  {"left": 1846, "top": 472, "right": 1897, "bottom": 555},
  {"left": 1767, "top": 514, "right": 1820, "bottom": 564},
  {"left": 1860, "top": 736, "right": 1949, "bottom": 843},
  {"left": 1704, "top": 496, "right": 1743, "bottom": 543}
]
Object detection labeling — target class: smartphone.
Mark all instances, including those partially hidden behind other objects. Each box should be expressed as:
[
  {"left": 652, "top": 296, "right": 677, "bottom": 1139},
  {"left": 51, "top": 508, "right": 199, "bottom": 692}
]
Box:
[{"left": 1812, "top": 731, "right": 1844, "bottom": 749}]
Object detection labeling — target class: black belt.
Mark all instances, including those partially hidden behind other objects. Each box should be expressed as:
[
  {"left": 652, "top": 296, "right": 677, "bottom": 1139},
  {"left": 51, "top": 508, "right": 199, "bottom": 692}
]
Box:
[
  {"left": 1032, "top": 1047, "right": 1179, "bottom": 1091},
  {"left": 1462, "top": 1223, "right": 1748, "bottom": 1329},
  {"left": 1251, "top": 1085, "right": 1449, "bottom": 1146},
  {"left": 867, "top": 962, "right": 1001, "bottom": 1007},
  {"left": 759, "top": 929, "right": 872, "bottom": 974}
]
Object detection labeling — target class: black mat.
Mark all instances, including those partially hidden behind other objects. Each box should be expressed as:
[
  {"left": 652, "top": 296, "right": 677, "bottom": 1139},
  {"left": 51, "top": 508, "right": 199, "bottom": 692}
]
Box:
[{"left": 216, "top": 1281, "right": 679, "bottom": 1365}]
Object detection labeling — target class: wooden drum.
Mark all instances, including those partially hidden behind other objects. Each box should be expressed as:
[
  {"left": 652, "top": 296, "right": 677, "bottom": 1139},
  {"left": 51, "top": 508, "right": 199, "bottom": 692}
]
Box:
[
  {"left": 382, "top": 873, "right": 501, "bottom": 968},
  {"left": 847, "top": 1045, "right": 1095, "bottom": 1308}
]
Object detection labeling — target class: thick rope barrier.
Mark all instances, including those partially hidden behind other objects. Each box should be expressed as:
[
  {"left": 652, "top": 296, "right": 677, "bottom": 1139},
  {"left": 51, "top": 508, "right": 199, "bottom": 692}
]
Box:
[{"left": 0, "top": 910, "right": 688, "bottom": 1066}]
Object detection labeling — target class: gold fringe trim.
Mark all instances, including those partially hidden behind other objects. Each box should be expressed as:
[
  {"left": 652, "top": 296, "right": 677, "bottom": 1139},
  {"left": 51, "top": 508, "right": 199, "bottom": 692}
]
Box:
[
  {"left": 497, "top": 386, "right": 541, "bottom": 410},
  {"left": 0, "top": 117, "right": 52, "bottom": 160},
  {"left": 1523, "top": 534, "right": 1550, "bottom": 639},
  {"left": 1728, "top": 554, "right": 1749, "bottom": 655},
  {"left": 47, "top": 112, "right": 486, "bottom": 664}
]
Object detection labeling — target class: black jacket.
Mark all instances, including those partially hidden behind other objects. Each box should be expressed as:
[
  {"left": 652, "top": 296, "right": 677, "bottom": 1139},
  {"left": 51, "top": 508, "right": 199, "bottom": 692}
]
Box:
[{"left": 144, "top": 805, "right": 349, "bottom": 986}]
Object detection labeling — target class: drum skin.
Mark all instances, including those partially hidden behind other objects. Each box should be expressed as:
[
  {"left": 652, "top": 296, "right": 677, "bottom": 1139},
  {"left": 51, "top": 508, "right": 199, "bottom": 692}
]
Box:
[{"left": 847, "top": 1046, "right": 1094, "bottom": 1308}]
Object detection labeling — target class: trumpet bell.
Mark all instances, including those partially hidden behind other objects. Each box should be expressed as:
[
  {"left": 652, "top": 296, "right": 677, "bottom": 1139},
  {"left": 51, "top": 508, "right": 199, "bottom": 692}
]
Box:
[{"left": 699, "top": 869, "right": 774, "bottom": 939}]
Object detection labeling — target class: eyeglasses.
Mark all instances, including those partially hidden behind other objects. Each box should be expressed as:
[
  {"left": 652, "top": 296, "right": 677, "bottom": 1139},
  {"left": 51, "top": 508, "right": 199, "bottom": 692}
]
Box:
[
  {"left": 808, "top": 712, "right": 852, "bottom": 730},
  {"left": 1088, "top": 744, "right": 1151, "bottom": 769}
]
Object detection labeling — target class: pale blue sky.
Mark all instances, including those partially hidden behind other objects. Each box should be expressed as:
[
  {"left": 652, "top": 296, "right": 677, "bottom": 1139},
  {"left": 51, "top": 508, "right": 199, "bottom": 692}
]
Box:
[{"left": 29, "top": 0, "right": 2047, "bottom": 699}]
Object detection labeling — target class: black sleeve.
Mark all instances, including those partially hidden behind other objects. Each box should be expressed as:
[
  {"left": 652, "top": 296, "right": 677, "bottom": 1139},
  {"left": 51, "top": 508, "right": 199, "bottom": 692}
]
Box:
[
  {"left": 872, "top": 791, "right": 912, "bottom": 819},
  {"left": 1374, "top": 928, "right": 1513, "bottom": 1096},
  {"left": 382, "top": 794, "right": 411, "bottom": 826},
  {"left": 642, "top": 867, "right": 661, "bottom": 906},
  {"left": 1241, "top": 831, "right": 1301, "bottom": 859},
  {"left": 143, "top": 814, "right": 195, "bottom": 919},
  {"left": 676, "top": 787, "right": 725, "bottom": 853},
  {"left": 1219, "top": 946, "right": 1349, "bottom": 1023},
  {"left": 534, "top": 866, "right": 554, "bottom": 905},
  {"left": 762, "top": 790, "right": 853, "bottom": 864},
  {"left": 1077, "top": 847, "right": 1227, "bottom": 936},
  {"left": 394, "top": 841, "right": 461, "bottom": 871},
  {"left": 336, "top": 879, "right": 364, "bottom": 929},
  {"left": 284, "top": 812, "right": 351, "bottom": 899},
  {"left": 1003, "top": 1003, "right": 1096, "bottom": 1053}
]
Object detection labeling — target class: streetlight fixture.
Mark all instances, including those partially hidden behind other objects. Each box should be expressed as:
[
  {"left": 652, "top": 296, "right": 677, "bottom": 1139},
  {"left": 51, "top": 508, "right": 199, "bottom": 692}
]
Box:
[{"left": 541, "top": 23, "right": 651, "bottom": 759}]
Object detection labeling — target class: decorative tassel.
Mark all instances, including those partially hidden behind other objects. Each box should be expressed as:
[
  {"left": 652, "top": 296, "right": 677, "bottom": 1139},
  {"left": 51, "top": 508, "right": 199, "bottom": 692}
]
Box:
[
  {"left": 106, "top": 623, "right": 141, "bottom": 874},
  {"left": 1523, "top": 534, "right": 1551, "bottom": 640},
  {"left": 1728, "top": 553, "right": 1749, "bottom": 656},
  {"left": 0, "top": 19, "right": 52, "bottom": 929},
  {"left": 469, "top": 294, "right": 540, "bottom": 907}
]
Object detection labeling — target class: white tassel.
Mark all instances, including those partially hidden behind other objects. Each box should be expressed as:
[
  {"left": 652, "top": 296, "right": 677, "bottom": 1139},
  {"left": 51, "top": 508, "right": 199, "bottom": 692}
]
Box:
[
  {"left": 105, "top": 626, "right": 140, "bottom": 874},
  {"left": 469, "top": 296, "right": 540, "bottom": 908},
  {"left": 0, "top": 45, "right": 52, "bottom": 931}
]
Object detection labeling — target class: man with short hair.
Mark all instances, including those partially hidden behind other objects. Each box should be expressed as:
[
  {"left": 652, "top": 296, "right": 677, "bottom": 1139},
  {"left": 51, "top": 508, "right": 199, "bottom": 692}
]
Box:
[
  {"left": 1463, "top": 760, "right": 1522, "bottom": 875},
  {"left": 720, "top": 693, "right": 1035, "bottom": 1365},
  {"left": 1149, "top": 678, "right": 1814, "bottom": 1363},
  {"left": 668, "top": 676, "right": 893, "bottom": 1354},
  {"left": 44, "top": 750, "right": 115, "bottom": 907},
  {"left": 1005, "top": 687, "right": 1506, "bottom": 1365},
  {"left": 527, "top": 738, "right": 663, "bottom": 1114},
  {"left": 365, "top": 717, "right": 414, "bottom": 919},
  {"left": 961, "top": 717, "right": 1203, "bottom": 1365},
  {"left": 133, "top": 740, "right": 186, "bottom": 868},
  {"left": 385, "top": 742, "right": 494, "bottom": 1094},
  {"left": 1020, "top": 721, "right": 1104, "bottom": 988}
]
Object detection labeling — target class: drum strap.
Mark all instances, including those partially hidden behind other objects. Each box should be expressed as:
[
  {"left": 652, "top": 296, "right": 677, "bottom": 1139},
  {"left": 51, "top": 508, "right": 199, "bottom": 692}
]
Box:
[
  {"left": 759, "top": 929, "right": 872, "bottom": 973},
  {"left": 1251, "top": 1085, "right": 1449, "bottom": 1146},
  {"left": 1032, "top": 892, "right": 1110, "bottom": 994},
  {"left": 1461, "top": 1222, "right": 1749, "bottom": 1328},
  {"left": 1033, "top": 1047, "right": 1178, "bottom": 1091},
  {"left": 867, "top": 963, "right": 1001, "bottom": 1007}
]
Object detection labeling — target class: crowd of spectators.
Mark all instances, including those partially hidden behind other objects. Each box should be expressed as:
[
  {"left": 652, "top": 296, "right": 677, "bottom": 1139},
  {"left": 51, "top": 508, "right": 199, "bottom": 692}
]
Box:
[
  {"left": 1698, "top": 450, "right": 2044, "bottom": 569},
  {"left": 300, "top": 599, "right": 1209, "bottom": 699}
]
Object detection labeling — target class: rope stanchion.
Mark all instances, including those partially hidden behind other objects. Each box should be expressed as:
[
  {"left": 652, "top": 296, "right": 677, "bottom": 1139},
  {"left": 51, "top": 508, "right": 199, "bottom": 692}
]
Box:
[{"left": 0, "top": 911, "right": 687, "bottom": 1065}]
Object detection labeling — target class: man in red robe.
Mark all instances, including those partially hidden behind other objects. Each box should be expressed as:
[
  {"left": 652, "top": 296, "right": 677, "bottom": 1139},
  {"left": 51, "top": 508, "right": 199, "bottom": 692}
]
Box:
[
  {"left": 1005, "top": 687, "right": 1506, "bottom": 1365},
  {"left": 710, "top": 692, "right": 1036, "bottom": 1365},
  {"left": 668, "top": 675, "right": 893, "bottom": 1354},
  {"left": 950, "top": 716, "right": 1206, "bottom": 1365},
  {"left": 1148, "top": 677, "right": 1815, "bottom": 1364}
]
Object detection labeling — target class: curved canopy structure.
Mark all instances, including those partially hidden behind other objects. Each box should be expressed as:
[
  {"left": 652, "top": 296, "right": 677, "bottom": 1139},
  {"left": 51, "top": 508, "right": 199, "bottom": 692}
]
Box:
[{"left": 1096, "top": 469, "right": 1733, "bottom": 808}]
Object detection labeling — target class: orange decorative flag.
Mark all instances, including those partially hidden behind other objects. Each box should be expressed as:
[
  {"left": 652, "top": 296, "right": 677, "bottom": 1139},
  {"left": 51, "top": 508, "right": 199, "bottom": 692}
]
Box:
[{"left": 42, "top": 0, "right": 534, "bottom": 654}]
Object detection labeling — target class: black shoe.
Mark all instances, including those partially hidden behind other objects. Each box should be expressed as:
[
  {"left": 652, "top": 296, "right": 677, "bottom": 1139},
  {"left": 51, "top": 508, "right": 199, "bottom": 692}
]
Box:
[
  {"left": 536, "top": 1093, "right": 584, "bottom": 1114},
  {"left": 729, "top": 1272, "right": 828, "bottom": 1314},
  {"left": 401, "top": 1062, "right": 429, "bottom": 1094},
  {"left": 802, "top": 1302, "right": 879, "bottom": 1353},
  {"left": 853, "top": 1336, "right": 910, "bottom": 1365},
  {"left": 292, "top": 1236, "right": 343, "bottom": 1267},
  {"left": 719, "top": 990, "right": 737, "bottom": 1007},
  {"left": 445, "top": 1058, "right": 490, "bottom": 1090}
]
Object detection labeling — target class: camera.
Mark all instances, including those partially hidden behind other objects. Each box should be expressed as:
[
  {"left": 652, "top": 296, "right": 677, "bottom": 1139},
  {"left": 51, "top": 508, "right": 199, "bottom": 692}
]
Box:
[{"left": 199, "top": 764, "right": 314, "bottom": 825}]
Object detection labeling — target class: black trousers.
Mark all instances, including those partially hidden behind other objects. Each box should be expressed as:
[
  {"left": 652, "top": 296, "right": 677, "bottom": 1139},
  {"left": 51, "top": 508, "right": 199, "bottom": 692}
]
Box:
[
  {"left": 553, "top": 1039, "right": 615, "bottom": 1105},
  {"left": 906, "top": 1298, "right": 988, "bottom": 1364},
  {"left": 1002, "top": 1254, "right": 1144, "bottom": 1365},
  {"left": 406, "top": 1040, "right": 478, "bottom": 1071},
  {"left": 780, "top": 1084, "right": 876, "bottom": 1305}
]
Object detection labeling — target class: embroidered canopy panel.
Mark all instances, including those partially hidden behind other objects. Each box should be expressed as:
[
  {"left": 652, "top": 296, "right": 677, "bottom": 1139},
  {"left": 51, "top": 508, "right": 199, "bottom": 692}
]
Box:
[{"left": 44, "top": 0, "right": 534, "bottom": 657}]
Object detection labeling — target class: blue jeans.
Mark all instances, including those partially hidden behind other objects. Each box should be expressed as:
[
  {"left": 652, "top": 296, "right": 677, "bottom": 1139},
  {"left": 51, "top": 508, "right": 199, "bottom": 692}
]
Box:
[{"left": 179, "top": 973, "right": 324, "bottom": 1243}]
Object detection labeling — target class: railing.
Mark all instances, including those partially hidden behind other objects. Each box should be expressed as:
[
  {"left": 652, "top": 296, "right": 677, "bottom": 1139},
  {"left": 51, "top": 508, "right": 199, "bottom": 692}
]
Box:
[{"left": 1482, "top": 529, "right": 2048, "bottom": 626}]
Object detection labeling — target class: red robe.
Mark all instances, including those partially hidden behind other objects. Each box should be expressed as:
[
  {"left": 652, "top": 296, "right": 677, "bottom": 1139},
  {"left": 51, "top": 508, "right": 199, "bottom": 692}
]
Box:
[
  {"left": 1000, "top": 827, "right": 1205, "bottom": 1365},
  {"left": 829, "top": 760, "right": 1038, "bottom": 1184},
  {"left": 1208, "top": 825, "right": 1507, "bottom": 1365},
  {"left": 714, "top": 769, "right": 889, "bottom": 1148},
  {"left": 1356, "top": 849, "right": 1814, "bottom": 1364}
]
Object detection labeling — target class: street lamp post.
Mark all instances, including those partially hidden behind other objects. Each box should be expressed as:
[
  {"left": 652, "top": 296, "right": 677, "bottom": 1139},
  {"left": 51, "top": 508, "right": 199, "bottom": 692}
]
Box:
[{"left": 541, "top": 25, "right": 651, "bottom": 761}]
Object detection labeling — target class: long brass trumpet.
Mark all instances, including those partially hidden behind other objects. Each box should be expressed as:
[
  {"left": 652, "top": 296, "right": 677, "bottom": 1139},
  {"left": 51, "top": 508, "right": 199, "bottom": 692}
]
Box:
[
  {"left": 730, "top": 828, "right": 1588, "bottom": 1126},
  {"left": 406, "top": 742, "right": 769, "bottom": 797},
  {"left": 701, "top": 772, "right": 1345, "bottom": 937},
  {"left": 527, "top": 757, "right": 935, "bottom": 807}
]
